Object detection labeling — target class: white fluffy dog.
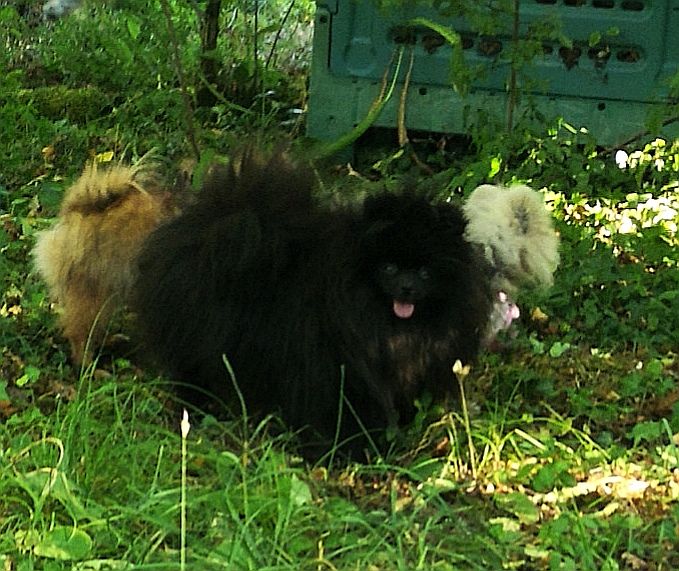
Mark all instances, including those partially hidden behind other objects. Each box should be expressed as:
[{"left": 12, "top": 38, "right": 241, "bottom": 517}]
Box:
[
  {"left": 463, "top": 183, "right": 560, "bottom": 346},
  {"left": 42, "top": 0, "right": 81, "bottom": 19},
  {"left": 464, "top": 183, "right": 560, "bottom": 294}
]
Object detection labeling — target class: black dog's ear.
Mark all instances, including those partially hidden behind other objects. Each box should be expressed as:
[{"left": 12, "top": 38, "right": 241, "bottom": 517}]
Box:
[{"left": 364, "top": 191, "right": 467, "bottom": 235}]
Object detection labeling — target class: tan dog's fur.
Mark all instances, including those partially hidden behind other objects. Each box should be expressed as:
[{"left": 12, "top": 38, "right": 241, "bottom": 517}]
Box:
[
  {"left": 463, "top": 184, "right": 560, "bottom": 294},
  {"left": 33, "top": 162, "right": 181, "bottom": 364}
]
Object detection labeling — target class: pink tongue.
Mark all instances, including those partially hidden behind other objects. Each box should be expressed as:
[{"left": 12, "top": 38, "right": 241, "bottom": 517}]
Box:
[{"left": 393, "top": 300, "right": 415, "bottom": 319}]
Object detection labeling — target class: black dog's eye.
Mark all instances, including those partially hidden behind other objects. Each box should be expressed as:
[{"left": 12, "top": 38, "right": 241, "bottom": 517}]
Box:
[
  {"left": 418, "top": 268, "right": 431, "bottom": 280},
  {"left": 381, "top": 263, "right": 398, "bottom": 276}
]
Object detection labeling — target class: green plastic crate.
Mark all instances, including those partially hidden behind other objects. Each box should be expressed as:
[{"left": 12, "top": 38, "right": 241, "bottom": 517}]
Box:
[{"left": 307, "top": 0, "right": 679, "bottom": 147}]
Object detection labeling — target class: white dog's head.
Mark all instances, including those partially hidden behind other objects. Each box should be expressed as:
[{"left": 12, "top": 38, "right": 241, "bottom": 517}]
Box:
[
  {"left": 43, "top": 0, "right": 81, "bottom": 19},
  {"left": 464, "top": 184, "right": 560, "bottom": 294}
]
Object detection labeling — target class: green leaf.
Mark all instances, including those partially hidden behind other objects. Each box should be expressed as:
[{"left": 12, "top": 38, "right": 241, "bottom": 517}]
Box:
[
  {"left": 529, "top": 335, "right": 546, "bottom": 355},
  {"left": 549, "top": 342, "right": 571, "bottom": 358},
  {"left": 494, "top": 492, "right": 540, "bottom": 524},
  {"left": 588, "top": 31, "right": 601, "bottom": 47},
  {"left": 72, "top": 560, "right": 131, "bottom": 570},
  {"left": 532, "top": 461, "right": 573, "bottom": 492},
  {"left": 406, "top": 18, "right": 461, "bottom": 47},
  {"left": 0, "top": 380, "right": 9, "bottom": 401},
  {"left": 288, "top": 474, "right": 312, "bottom": 507},
  {"left": 16, "top": 366, "right": 41, "bottom": 387},
  {"left": 644, "top": 359, "right": 663, "bottom": 377},
  {"left": 17, "top": 470, "right": 99, "bottom": 521},
  {"left": 629, "top": 420, "right": 664, "bottom": 446},
  {"left": 37, "top": 181, "right": 65, "bottom": 216},
  {"left": 488, "top": 156, "right": 502, "bottom": 178},
  {"left": 126, "top": 16, "right": 141, "bottom": 40},
  {"left": 488, "top": 517, "right": 522, "bottom": 543},
  {"left": 33, "top": 527, "right": 93, "bottom": 561}
]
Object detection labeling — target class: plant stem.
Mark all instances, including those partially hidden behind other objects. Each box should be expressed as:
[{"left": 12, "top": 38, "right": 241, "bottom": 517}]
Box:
[
  {"left": 180, "top": 410, "right": 190, "bottom": 571},
  {"left": 159, "top": 0, "right": 201, "bottom": 161},
  {"left": 506, "top": 0, "right": 520, "bottom": 133}
]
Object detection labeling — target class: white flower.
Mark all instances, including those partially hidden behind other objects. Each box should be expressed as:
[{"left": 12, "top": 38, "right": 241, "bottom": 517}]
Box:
[{"left": 614, "top": 149, "right": 629, "bottom": 169}]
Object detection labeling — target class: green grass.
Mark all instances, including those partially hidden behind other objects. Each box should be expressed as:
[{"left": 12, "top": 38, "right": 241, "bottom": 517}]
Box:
[
  {"left": 2, "top": 136, "right": 678, "bottom": 571},
  {"left": 2, "top": 132, "right": 679, "bottom": 570},
  {"left": 1, "top": 348, "right": 677, "bottom": 569}
]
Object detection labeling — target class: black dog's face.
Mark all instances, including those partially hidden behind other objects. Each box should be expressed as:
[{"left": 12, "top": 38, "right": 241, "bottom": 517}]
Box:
[
  {"left": 376, "top": 262, "right": 436, "bottom": 319},
  {"left": 364, "top": 237, "right": 454, "bottom": 323},
  {"left": 360, "top": 192, "right": 471, "bottom": 324}
]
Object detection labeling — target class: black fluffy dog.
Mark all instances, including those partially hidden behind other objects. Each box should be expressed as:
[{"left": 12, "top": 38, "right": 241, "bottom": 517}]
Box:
[{"left": 134, "top": 150, "right": 492, "bottom": 457}]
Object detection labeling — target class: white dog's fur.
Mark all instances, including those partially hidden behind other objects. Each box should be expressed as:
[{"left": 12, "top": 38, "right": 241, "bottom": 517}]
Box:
[
  {"left": 464, "top": 184, "right": 560, "bottom": 295},
  {"left": 42, "top": 0, "right": 81, "bottom": 18}
]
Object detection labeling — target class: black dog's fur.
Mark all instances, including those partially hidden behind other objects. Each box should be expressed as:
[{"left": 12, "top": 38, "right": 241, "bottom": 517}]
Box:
[{"left": 134, "top": 151, "right": 492, "bottom": 456}]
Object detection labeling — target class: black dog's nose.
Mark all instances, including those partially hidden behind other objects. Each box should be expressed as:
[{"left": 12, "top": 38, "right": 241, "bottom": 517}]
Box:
[
  {"left": 398, "top": 285, "right": 414, "bottom": 298},
  {"left": 395, "top": 273, "right": 418, "bottom": 299}
]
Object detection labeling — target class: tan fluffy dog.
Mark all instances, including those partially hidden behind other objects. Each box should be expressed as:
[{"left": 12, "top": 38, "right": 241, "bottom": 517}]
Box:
[{"left": 33, "top": 161, "right": 182, "bottom": 364}]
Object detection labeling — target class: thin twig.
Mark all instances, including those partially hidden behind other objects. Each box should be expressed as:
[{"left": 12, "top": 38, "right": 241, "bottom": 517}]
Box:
[
  {"left": 397, "top": 47, "right": 414, "bottom": 147},
  {"left": 159, "top": 0, "right": 201, "bottom": 161},
  {"left": 265, "top": 0, "right": 297, "bottom": 69},
  {"left": 196, "top": 69, "right": 253, "bottom": 114},
  {"left": 180, "top": 410, "right": 190, "bottom": 571},
  {"left": 506, "top": 0, "right": 520, "bottom": 133},
  {"left": 454, "top": 361, "right": 477, "bottom": 480},
  {"left": 606, "top": 115, "right": 679, "bottom": 152},
  {"left": 315, "top": 48, "right": 404, "bottom": 159},
  {"left": 253, "top": 0, "right": 260, "bottom": 95},
  {"left": 398, "top": 48, "right": 434, "bottom": 174}
]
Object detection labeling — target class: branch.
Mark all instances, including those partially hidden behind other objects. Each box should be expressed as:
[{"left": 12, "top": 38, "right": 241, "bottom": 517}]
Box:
[
  {"left": 606, "top": 115, "right": 679, "bottom": 152},
  {"left": 159, "top": 0, "right": 201, "bottom": 161}
]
